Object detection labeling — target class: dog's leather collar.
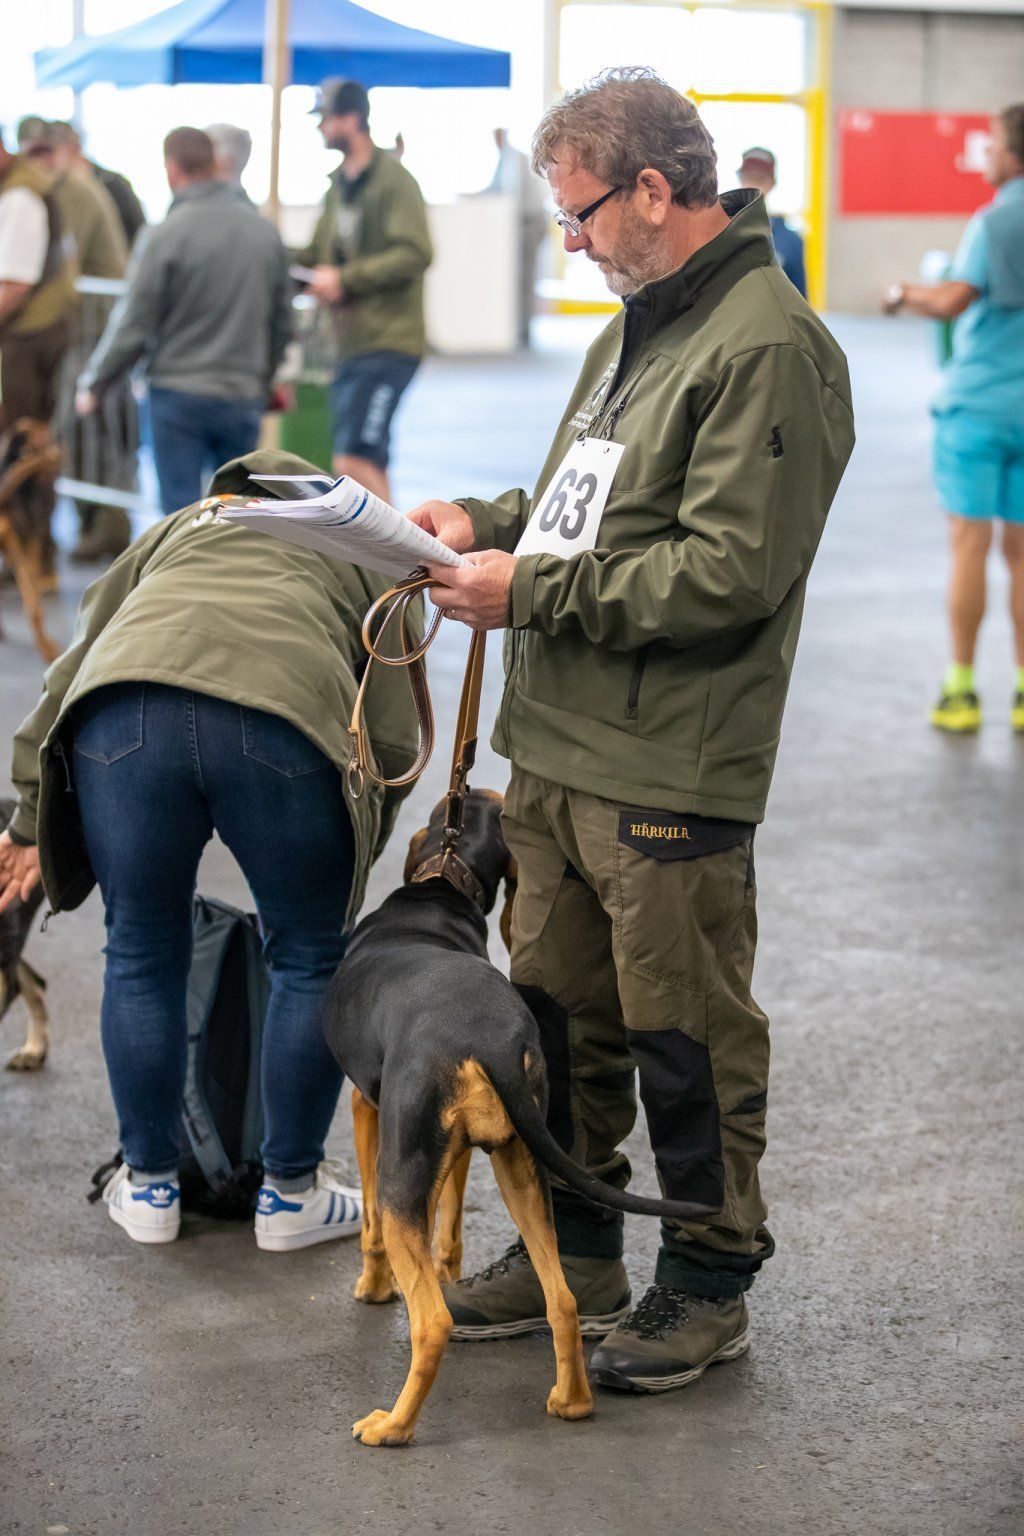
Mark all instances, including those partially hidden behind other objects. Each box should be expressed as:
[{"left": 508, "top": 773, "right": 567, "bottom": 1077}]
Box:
[{"left": 410, "top": 849, "right": 487, "bottom": 910}]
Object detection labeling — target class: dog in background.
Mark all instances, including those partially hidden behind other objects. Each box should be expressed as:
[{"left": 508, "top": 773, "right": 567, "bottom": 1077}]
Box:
[
  {"left": 322, "top": 789, "right": 710, "bottom": 1448},
  {"left": 0, "top": 798, "right": 48, "bottom": 1070},
  {"left": 0, "top": 419, "right": 62, "bottom": 664}
]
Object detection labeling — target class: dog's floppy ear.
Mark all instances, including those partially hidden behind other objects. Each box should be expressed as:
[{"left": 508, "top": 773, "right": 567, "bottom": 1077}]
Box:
[
  {"left": 403, "top": 827, "right": 429, "bottom": 885},
  {"left": 498, "top": 855, "right": 518, "bottom": 954}
]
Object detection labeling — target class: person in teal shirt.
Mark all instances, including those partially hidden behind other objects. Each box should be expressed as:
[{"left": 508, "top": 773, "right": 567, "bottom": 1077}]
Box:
[{"left": 884, "top": 104, "right": 1024, "bottom": 734}]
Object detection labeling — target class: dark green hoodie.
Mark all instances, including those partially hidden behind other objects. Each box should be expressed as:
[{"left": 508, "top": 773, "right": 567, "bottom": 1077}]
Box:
[{"left": 459, "top": 191, "right": 855, "bottom": 824}]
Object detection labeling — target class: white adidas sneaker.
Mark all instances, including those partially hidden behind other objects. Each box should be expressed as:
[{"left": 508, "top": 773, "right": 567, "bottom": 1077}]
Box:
[
  {"left": 254, "top": 1159, "right": 362, "bottom": 1252},
  {"left": 103, "top": 1163, "right": 181, "bottom": 1245}
]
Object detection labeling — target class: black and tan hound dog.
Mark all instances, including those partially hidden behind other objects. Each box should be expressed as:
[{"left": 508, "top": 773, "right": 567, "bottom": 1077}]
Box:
[
  {"left": 0, "top": 798, "right": 49, "bottom": 1070},
  {"left": 322, "top": 788, "right": 708, "bottom": 1447}
]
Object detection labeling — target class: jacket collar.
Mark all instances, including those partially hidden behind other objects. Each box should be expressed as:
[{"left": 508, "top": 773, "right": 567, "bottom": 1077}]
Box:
[
  {"left": 624, "top": 189, "right": 775, "bottom": 324},
  {"left": 330, "top": 145, "right": 383, "bottom": 191},
  {"left": 170, "top": 178, "right": 233, "bottom": 211},
  {"left": 994, "top": 174, "right": 1024, "bottom": 205}
]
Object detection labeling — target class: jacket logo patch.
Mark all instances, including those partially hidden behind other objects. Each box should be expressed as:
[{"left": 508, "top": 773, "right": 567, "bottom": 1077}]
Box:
[
  {"left": 618, "top": 809, "right": 753, "bottom": 863},
  {"left": 767, "top": 426, "right": 784, "bottom": 459}
]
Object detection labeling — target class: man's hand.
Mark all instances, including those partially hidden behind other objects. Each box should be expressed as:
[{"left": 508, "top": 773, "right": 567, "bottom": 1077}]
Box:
[
  {"left": 0, "top": 831, "right": 42, "bottom": 916},
  {"left": 406, "top": 500, "right": 475, "bottom": 554},
  {"left": 426, "top": 550, "right": 517, "bottom": 631},
  {"left": 307, "top": 266, "right": 344, "bottom": 305},
  {"left": 75, "top": 389, "right": 97, "bottom": 417}
]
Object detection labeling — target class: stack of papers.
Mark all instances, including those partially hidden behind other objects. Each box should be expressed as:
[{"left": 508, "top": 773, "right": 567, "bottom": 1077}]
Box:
[{"left": 217, "top": 474, "right": 468, "bottom": 579}]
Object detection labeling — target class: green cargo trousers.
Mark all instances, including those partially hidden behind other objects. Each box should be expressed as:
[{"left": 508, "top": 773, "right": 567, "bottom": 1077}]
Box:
[{"left": 502, "top": 767, "right": 774, "bottom": 1297}]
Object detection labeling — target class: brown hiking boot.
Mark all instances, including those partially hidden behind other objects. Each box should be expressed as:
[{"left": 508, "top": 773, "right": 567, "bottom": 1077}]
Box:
[
  {"left": 443, "top": 1239, "right": 631, "bottom": 1340},
  {"left": 589, "top": 1286, "right": 749, "bottom": 1393}
]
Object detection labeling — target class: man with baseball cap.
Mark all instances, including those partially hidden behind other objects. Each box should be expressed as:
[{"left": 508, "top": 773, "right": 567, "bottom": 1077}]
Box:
[
  {"left": 297, "top": 79, "right": 432, "bottom": 504},
  {"left": 738, "top": 146, "right": 806, "bottom": 299}
]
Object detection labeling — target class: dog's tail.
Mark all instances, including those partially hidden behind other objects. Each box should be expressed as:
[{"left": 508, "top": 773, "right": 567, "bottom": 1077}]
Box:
[{"left": 485, "top": 1045, "right": 715, "bottom": 1223}]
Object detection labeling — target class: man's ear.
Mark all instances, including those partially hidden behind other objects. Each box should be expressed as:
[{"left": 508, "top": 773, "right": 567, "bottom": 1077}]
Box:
[
  {"left": 635, "top": 166, "right": 674, "bottom": 226},
  {"left": 403, "top": 827, "right": 429, "bottom": 884},
  {"left": 499, "top": 855, "right": 518, "bottom": 954}
]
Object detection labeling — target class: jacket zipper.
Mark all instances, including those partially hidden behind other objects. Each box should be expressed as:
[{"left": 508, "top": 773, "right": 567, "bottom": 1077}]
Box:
[
  {"left": 53, "top": 739, "right": 73, "bottom": 792},
  {"left": 626, "top": 649, "right": 648, "bottom": 717},
  {"left": 600, "top": 355, "right": 656, "bottom": 440}
]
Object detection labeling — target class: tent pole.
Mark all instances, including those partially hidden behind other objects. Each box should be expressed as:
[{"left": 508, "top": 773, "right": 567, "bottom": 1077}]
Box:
[{"left": 263, "top": 0, "right": 291, "bottom": 229}]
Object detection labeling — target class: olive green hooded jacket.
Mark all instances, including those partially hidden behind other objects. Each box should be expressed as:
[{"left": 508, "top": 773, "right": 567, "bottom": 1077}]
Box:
[
  {"left": 7, "top": 452, "right": 421, "bottom": 919},
  {"left": 297, "top": 148, "right": 432, "bottom": 361},
  {"left": 458, "top": 191, "right": 855, "bottom": 824}
]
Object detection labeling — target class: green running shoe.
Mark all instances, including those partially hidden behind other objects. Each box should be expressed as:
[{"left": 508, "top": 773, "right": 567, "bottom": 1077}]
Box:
[{"left": 930, "top": 688, "right": 981, "bottom": 733}]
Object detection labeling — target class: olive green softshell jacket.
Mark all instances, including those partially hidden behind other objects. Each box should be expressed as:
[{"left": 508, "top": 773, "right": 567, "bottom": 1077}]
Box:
[
  {"left": 459, "top": 190, "right": 855, "bottom": 824},
  {"left": 8, "top": 452, "right": 422, "bottom": 918},
  {"left": 296, "top": 147, "right": 432, "bottom": 360}
]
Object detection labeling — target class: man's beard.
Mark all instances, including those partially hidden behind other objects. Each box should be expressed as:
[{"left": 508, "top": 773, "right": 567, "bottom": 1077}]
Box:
[
  {"left": 325, "top": 131, "right": 352, "bottom": 155},
  {"left": 592, "top": 209, "right": 665, "bottom": 297}
]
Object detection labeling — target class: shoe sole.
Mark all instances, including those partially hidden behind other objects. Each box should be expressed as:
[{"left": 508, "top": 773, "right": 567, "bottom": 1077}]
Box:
[
  {"left": 255, "top": 1219, "right": 361, "bottom": 1252},
  {"left": 107, "top": 1202, "right": 180, "bottom": 1245},
  {"left": 930, "top": 714, "right": 980, "bottom": 733},
  {"left": 450, "top": 1303, "right": 632, "bottom": 1341},
  {"left": 591, "top": 1329, "right": 750, "bottom": 1394}
]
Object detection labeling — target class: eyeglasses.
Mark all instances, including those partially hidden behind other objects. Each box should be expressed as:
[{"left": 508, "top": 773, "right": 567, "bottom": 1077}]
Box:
[{"left": 554, "top": 185, "right": 623, "bottom": 237}]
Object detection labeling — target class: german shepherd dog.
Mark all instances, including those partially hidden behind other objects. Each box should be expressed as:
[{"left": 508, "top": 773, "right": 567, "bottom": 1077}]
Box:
[{"left": 322, "top": 790, "right": 709, "bottom": 1447}]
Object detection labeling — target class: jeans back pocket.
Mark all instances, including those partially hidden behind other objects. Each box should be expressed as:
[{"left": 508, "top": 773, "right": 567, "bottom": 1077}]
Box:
[
  {"left": 240, "top": 707, "right": 327, "bottom": 778},
  {"left": 71, "top": 683, "right": 146, "bottom": 765}
]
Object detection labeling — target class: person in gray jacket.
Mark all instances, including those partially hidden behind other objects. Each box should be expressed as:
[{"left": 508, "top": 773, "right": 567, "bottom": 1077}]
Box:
[{"left": 77, "top": 127, "right": 291, "bottom": 514}]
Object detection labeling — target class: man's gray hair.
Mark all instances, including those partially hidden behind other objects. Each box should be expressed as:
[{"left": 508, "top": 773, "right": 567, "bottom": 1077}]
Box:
[
  {"left": 532, "top": 66, "right": 718, "bottom": 210},
  {"left": 205, "top": 122, "right": 253, "bottom": 179}
]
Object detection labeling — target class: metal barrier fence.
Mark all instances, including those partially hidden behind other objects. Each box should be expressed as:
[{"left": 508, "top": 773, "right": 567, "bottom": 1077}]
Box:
[
  {"left": 55, "top": 277, "right": 147, "bottom": 514},
  {"left": 54, "top": 280, "right": 331, "bottom": 516}
]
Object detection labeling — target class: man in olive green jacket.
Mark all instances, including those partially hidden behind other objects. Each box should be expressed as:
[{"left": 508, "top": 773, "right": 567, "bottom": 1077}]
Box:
[
  {"left": 298, "top": 79, "right": 432, "bottom": 505},
  {"left": 0, "top": 450, "right": 421, "bottom": 1250},
  {"left": 412, "top": 69, "right": 855, "bottom": 1393}
]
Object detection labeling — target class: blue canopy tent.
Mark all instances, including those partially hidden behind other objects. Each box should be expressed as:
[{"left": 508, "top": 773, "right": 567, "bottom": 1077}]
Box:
[
  {"left": 34, "top": 0, "right": 512, "bottom": 90},
  {"left": 35, "top": 0, "right": 511, "bottom": 214}
]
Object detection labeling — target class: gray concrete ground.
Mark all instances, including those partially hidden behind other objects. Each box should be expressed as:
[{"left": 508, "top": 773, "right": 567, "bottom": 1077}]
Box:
[{"left": 2, "top": 318, "right": 1022, "bottom": 1536}]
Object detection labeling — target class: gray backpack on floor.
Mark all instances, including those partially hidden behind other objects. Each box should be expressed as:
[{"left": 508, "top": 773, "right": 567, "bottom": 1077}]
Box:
[
  {"left": 179, "top": 895, "right": 271, "bottom": 1216},
  {"left": 89, "top": 895, "right": 271, "bottom": 1218}
]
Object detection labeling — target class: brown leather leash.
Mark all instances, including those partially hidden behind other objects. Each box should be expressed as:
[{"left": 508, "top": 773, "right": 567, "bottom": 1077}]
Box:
[
  {"left": 347, "top": 568, "right": 439, "bottom": 799},
  {"left": 347, "top": 573, "right": 488, "bottom": 904}
]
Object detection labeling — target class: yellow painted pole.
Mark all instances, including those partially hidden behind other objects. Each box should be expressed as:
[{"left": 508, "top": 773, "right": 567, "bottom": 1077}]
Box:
[
  {"left": 804, "top": 2, "right": 832, "bottom": 310},
  {"left": 262, "top": 0, "right": 291, "bottom": 230}
]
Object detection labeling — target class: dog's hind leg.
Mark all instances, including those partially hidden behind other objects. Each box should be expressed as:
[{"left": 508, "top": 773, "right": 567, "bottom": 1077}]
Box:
[
  {"left": 4, "top": 962, "right": 48, "bottom": 1072},
  {"left": 490, "top": 1139, "right": 593, "bottom": 1422},
  {"left": 351, "top": 1088, "right": 397, "bottom": 1304},
  {"left": 433, "top": 1149, "right": 471, "bottom": 1283},
  {"left": 352, "top": 1209, "right": 452, "bottom": 1448}
]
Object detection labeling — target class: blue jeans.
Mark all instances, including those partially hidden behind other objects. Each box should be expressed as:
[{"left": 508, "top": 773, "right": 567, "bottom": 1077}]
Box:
[
  {"left": 70, "top": 683, "right": 353, "bottom": 1179},
  {"left": 148, "top": 387, "right": 263, "bottom": 515}
]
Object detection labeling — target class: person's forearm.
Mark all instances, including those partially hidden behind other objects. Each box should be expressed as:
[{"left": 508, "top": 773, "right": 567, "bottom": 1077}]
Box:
[
  {"left": 889, "top": 281, "right": 976, "bottom": 321},
  {"left": 0, "top": 281, "right": 32, "bottom": 331}
]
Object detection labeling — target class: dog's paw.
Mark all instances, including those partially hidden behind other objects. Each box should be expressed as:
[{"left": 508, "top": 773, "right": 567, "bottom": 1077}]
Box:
[
  {"left": 546, "top": 1385, "right": 594, "bottom": 1421},
  {"left": 5, "top": 1044, "right": 47, "bottom": 1072},
  {"left": 433, "top": 1258, "right": 461, "bottom": 1284},
  {"left": 352, "top": 1409, "right": 414, "bottom": 1447},
  {"left": 354, "top": 1269, "right": 398, "bottom": 1304}
]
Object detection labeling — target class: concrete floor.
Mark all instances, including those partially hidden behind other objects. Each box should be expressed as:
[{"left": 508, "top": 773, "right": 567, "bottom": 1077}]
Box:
[{"left": 2, "top": 317, "right": 1022, "bottom": 1536}]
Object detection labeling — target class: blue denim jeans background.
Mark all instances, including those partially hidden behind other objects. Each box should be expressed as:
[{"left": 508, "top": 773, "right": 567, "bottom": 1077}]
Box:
[
  {"left": 70, "top": 683, "right": 354, "bottom": 1178},
  {"left": 148, "top": 387, "right": 263, "bottom": 514}
]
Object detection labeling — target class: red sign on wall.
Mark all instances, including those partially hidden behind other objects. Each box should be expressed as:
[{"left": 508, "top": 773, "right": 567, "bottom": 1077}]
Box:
[{"left": 839, "top": 110, "right": 992, "bottom": 216}]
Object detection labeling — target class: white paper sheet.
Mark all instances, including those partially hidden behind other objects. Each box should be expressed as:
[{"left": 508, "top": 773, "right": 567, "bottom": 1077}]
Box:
[{"left": 216, "top": 475, "right": 468, "bottom": 579}]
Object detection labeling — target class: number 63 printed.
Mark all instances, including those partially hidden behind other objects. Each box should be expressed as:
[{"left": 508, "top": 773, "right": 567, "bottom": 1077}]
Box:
[{"left": 515, "top": 438, "right": 626, "bottom": 560}]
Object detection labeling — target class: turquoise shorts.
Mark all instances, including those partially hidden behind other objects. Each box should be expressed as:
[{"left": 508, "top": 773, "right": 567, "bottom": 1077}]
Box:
[{"left": 933, "top": 409, "right": 1024, "bottom": 523}]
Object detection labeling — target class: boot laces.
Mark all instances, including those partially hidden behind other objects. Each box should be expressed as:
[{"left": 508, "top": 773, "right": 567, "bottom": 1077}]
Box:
[
  {"left": 468, "top": 1238, "right": 529, "bottom": 1286},
  {"left": 629, "top": 1284, "right": 695, "bottom": 1341}
]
